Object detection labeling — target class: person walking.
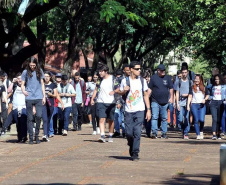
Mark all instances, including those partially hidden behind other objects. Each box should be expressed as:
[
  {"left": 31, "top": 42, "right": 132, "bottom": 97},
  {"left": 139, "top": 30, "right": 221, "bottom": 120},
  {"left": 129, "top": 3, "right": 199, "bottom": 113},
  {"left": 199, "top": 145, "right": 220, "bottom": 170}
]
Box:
[
  {"left": 148, "top": 64, "right": 173, "bottom": 139},
  {"left": 187, "top": 75, "right": 209, "bottom": 140},
  {"left": 21, "top": 57, "right": 45, "bottom": 144},
  {"left": 120, "top": 61, "right": 151, "bottom": 161}
]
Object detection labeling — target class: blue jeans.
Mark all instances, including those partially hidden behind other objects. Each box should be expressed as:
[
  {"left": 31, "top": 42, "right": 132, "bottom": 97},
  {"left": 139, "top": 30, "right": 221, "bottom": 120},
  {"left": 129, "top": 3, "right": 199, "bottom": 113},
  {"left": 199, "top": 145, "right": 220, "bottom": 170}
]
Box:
[
  {"left": 58, "top": 107, "right": 72, "bottom": 131},
  {"left": 191, "top": 103, "right": 206, "bottom": 135},
  {"left": 221, "top": 104, "right": 226, "bottom": 134},
  {"left": 151, "top": 102, "right": 168, "bottom": 136},
  {"left": 168, "top": 103, "right": 174, "bottom": 125},
  {"left": 178, "top": 106, "right": 190, "bottom": 136},
  {"left": 13, "top": 108, "right": 27, "bottom": 140},
  {"left": 42, "top": 104, "right": 54, "bottom": 136},
  {"left": 175, "top": 109, "right": 181, "bottom": 130},
  {"left": 114, "top": 107, "right": 125, "bottom": 134},
  {"left": 49, "top": 107, "right": 58, "bottom": 135}
]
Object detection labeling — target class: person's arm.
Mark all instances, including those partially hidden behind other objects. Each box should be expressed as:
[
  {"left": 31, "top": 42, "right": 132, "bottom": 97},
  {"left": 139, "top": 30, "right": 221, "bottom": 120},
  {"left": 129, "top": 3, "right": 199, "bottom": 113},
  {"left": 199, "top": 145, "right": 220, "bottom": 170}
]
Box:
[
  {"left": 66, "top": 85, "right": 76, "bottom": 97},
  {"left": 41, "top": 79, "right": 46, "bottom": 105},
  {"left": 169, "top": 88, "right": 173, "bottom": 103},
  {"left": 48, "top": 88, "right": 57, "bottom": 98},
  {"left": 144, "top": 90, "right": 151, "bottom": 122},
  {"left": 2, "top": 91, "right": 8, "bottom": 108},
  {"left": 7, "top": 80, "right": 15, "bottom": 93},
  {"left": 187, "top": 94, "right": 192, "bottom": 111},
  {"left": 176, "top": 90, "right": 180, "bottom": 111},
  {"left": 21, "top": 81, "right": 28, "bottom": 96},
  {"left": 91, "top": 87, "right": 98, "bottom": 105},
  {"left": 56, "top": 91, "right": 64, "bottom": 110}
]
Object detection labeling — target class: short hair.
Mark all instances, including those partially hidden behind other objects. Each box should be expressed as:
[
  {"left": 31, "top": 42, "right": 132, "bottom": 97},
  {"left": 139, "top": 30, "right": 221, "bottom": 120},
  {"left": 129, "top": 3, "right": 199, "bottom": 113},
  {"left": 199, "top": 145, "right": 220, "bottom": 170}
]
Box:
[
  {"left": 44, "top": 71, "right": 52, "bottom": 77},
  {"left": 130, "top": 61, "right": 141, "bottom": 68},
  {"left": 181, "top": 62, "right": 188, "bottom": 69},
  {"left": 0, "top": 70, "right": 6, "bottom": 77},
  {"left": 177, "top": 70, "right": 182, "bottom": 75},
  {"left": 16, "top": 72, "right": 22, "bottom": 77},
  {"left": 142, "top": 71, "right": 150, "bottom": 78},
  {"left": 115, "top": 69, "right": 123, "bottom": 76},
  {"left": 74, "top": 72, "right": 80, "bottom": 77},
  {"left": 181, "top": 66, "right": 188, "bottom": 72},
  {"left": 122, "top": 64, "right": 130, "bottom": 70},
  {"left": 97, "top": 62, "right": 109, "bottom": 72}
]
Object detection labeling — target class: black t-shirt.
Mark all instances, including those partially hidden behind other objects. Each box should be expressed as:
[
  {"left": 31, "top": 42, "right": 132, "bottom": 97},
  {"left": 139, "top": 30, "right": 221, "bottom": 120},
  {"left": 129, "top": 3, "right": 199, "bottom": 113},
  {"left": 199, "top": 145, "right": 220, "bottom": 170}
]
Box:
[
  {"left": 45, "top": 83, "right": 57, "bottom": 106},
  {"left": 148, "top": 74, "right": 173, "bottom": 105},
  {"left": 0, "top": 85, "right": 6, "bottom": 97}
]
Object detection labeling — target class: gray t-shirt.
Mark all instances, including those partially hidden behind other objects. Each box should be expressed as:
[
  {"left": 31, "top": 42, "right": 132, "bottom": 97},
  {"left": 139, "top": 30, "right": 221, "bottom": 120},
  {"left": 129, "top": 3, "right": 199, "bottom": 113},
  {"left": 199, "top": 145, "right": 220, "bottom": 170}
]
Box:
[
  {"left": 21, "top": 69, "right": 44, "bottom": 100},
  {"left": 175, "top": 79, "right": 192, "bottom": 106}
]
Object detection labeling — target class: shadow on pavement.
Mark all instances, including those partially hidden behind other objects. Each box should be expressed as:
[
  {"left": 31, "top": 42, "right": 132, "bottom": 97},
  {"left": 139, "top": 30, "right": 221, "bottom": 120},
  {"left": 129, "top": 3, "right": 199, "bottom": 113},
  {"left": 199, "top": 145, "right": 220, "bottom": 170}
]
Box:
[
  {"left": 25, "top": 184, "right": 102, "bottom": 185},
  {"left": 164, "top": 140, "right": 226, "bottom": 145},
  {"left": 83, "top": 139, "right": 100, "bottom": 143},
  {"left": 152, "top": 174, "right": 220, "bottom": 185},
  {"left": 108, "top": 156, "right": 131, "bottom": 160}
]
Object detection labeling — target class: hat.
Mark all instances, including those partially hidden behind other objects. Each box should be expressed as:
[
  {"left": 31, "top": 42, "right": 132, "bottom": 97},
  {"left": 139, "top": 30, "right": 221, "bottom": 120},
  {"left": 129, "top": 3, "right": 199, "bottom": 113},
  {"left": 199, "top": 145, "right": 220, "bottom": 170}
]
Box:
[
  {"left": 61, "top": 74, "right": 68, "bottom": 80},
  {"left": 55, "top": 73, "right": 62, "bottom": 77},
  {"left": 157, "top": 64, "right": 166, "bottom": 71}
]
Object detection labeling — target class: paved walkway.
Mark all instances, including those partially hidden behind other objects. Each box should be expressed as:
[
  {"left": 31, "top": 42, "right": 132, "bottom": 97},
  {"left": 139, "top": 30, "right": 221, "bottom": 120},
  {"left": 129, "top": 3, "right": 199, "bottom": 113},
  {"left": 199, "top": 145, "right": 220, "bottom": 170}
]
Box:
[{"left": 0, "top": 115, "right": 223, "bottom": 184}]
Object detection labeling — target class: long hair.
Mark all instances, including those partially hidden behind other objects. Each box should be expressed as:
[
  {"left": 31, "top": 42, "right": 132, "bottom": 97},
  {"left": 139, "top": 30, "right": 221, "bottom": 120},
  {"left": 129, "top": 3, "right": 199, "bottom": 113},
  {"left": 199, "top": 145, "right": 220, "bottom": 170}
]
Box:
[
  {"left": 193, "top": 74, "right": 205, "bottom": 94},
  {"left": 44, "top": 71, "right": 53, "bottom": 83},
  {"left": 26, "top": 57, "right": 42, "bottom": 80},
  {"left": 213, "top": 74, "right": 224, "bottom": 86}
]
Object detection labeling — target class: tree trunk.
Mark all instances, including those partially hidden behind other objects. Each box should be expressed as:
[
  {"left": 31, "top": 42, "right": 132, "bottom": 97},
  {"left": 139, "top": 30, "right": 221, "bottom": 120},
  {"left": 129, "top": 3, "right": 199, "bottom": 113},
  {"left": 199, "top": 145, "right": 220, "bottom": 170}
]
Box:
[
  {"left": 105, "top": 51, "right": 113, "bottom": 73},
  {"left": 37, "top": 13, "right": 47, "bottom": 68}
]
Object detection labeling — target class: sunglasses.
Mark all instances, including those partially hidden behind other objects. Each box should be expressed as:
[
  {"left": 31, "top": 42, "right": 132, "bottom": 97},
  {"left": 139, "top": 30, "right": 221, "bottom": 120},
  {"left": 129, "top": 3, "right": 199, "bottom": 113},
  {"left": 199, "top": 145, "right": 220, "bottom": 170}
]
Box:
[{"left": 133, "top": 68, "right": 141, "bottom": 71}]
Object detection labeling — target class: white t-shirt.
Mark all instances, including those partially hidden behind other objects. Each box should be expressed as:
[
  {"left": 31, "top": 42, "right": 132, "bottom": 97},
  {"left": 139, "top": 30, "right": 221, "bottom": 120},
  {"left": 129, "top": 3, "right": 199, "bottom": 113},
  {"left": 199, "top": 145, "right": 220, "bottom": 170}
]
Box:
[
  {"left": 3, "top": 79, "right": 12, "bottom": 103},
  {"left": 191, "top": 87, "right": 205, "bottom": 103},
  {"left": 57, "top": 83, "right": 76, "bottom": 108},
  {"left": 120, "top": 77, "right": 148, "bottom": 112},
  {"left": 12, "top": 86, "right": 26, "bottom": 110},
  {"left": 97, "top": 75, "right": 114, "bottom": 104},
  {"left": 213, "top": 86, "right": 222, "bottom": 100}
]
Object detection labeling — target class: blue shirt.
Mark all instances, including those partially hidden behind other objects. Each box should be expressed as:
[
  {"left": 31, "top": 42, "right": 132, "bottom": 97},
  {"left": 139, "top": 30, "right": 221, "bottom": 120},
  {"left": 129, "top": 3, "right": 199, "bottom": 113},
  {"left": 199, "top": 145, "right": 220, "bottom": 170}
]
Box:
[
  {"left": 75, "top": 82, "right": 83, "bottom": 104},
  {"left": 21, "top": 69, "right": 44, "bottom": 100}
]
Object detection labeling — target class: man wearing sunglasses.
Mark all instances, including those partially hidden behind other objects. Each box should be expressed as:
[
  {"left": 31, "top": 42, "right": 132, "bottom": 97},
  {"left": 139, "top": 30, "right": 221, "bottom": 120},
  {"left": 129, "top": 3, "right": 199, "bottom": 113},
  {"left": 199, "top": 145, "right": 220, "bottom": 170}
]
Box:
[
  {"left": 148, "top": 64, "right": 173, "bottom": 139},
  {"left": 120, "top": 61, "right": 151, "bottom": 161}
]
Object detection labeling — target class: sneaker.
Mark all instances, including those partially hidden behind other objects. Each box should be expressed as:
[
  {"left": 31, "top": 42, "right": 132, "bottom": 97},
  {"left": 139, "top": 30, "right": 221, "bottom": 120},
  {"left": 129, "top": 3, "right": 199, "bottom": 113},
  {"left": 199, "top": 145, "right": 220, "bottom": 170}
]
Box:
[
  {"left": 184, "top": 135, "right": 189, "bottom": 140},
  {"left": 1, "top": 132, "right": 5, "bottom": 136},
  {"left": 62, "top": 130, "right": 68, "bottom": 136},
  {"left": 212, "top": 135, "right": 217, "bottom": 140},
  {"left": 217, "top": 134, "right": 222, "bottom": 140},
  {"left": 112, "top": 131, "right": 120, "bottom": 138},
  {"left": 42, "top": 135, "right": 48, "bottom": 142},
  {"left": 28, "top": 139, "right": 33, "bottom": 145},
  {"left": 108, "top": 137, "right": 113, "bottom": 143},
  {"left": 220, "top": 133, "right": 225, "bottom": 139},
  {"left": 200, "top": 132, "right": 204, "bottom": 139},
  {"left": 196, "top": 135, "right": 201, "bottom": 140},
  {"left": 131, "top": 154, "right": 139, "bottom": 161},
  {"left": 35, "top": 137, "right": 41, "bottom": 144},
  {"left": 151, "top": 134, "right": 157, "bottom": 139},
  {"left": 49, "top": 135, "right": 54, "bottom": 138},
  {"left": 96, "top": 127, "right": 100, "bottom": 134},
  {"left": 161, "top": 134, "right": 169, "bottom": 139},
  {"left": 92, "top": 131, "right": 97, "bottom": 135},
  {"left": 98, "top": 137, "right": 106, "bottom": 143}
]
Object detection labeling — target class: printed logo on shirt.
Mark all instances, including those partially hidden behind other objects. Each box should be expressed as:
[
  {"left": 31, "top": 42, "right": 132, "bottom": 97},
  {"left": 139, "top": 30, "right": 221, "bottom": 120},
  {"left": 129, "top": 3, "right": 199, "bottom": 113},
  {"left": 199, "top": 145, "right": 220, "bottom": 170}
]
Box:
[
  {"left": 127, "top": 90, "right": 142, "bottom": 108},
  {"left": 163, "top": 80, "right": 168, "bottom": 86}
]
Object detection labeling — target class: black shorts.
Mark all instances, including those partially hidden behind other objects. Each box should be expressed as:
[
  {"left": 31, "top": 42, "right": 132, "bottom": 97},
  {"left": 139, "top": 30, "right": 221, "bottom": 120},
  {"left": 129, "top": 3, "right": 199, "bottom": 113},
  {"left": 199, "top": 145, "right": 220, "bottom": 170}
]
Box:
[{"left": 97, "top": 103, "right": 115, "bottom": 121}]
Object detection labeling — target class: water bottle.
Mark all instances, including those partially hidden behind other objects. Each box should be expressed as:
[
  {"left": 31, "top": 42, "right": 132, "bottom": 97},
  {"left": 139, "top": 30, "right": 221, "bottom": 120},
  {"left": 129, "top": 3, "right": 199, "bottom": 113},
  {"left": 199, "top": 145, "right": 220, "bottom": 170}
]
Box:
[{"left": 46, "top": 97, "right": 52, "bottom": 107}]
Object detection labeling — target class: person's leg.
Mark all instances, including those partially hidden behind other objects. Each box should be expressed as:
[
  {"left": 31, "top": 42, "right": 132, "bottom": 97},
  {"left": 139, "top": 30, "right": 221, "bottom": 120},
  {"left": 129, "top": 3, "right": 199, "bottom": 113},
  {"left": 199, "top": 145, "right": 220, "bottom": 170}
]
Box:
[
  {"left": 97, "top": 103, "right": 107, "bottom": 138},
  {"left": 77, "top": 103, "right": 82, "bottom": 129},
  {"left": 151, "top": 102, "right": 160, "bottom": 137},
  {"left": 169, "top": 103, "right": 174, "bottom": 126},
  {"left": 1, "top": 102, "right": 7, "bottom": 133},
  {"left": 132, "top": 111, "right": 145, "bottom": 158},
  {"left": 49, "top": 106, "right": 57, "bottom": 136},
  {"left": 53, "top": 107, "right": 58, "bottom": 134},
  {"left": 108, "top": 104, "right": 115, "bottom": 137},
  {"left": 47, "top": 106, "right": 54, "bottom": 137},
  {"left": 64, "top": 107, "right": 72, "bottom": 131},
  {"left": 114, "top": 110, "right": 120, "bottom": 133},
  {"left": 191, "top": 104, "right": 200, "bottom": 136},
  {"left": 184, "top": 108, "right": 190, "bottom": 136},
  {"left": 42, "top": 105, "right": 48, "bottom": 136},
  {"left": 221, "top": 105, "right": 226, "bottom": 134},
  {"left": 160, "top": 103, "right": 168, "bottom": 136},
  {"left": 58, "top": 107, "right": 64, "bottom": 134},
  {"left": 91, "top": 104, "right": 96, "bottom": 131},
  {"left": 120, "top": 108, "right": 125, "bottom": 134},
  {"left": 199, "top": 104, "right": 206, "bottom": 133},
  {"left": 210, "top": 101, "right": 218, "bottom": 135},
  {"left": 72, "top": 103, "right": 78, "bottom": 130},
  {"left": 20, "top": 108, "right": 27, "bottom": 140},
  {"left": 26, "top": 100, "right": 34, "bottom": 142},
  {"left": 124, "top": 112, "right": 134, "bottom": 156},
  {"left": 178, "top": 106, "right": 185, "bottom": 136},
  {"left": 12, "top": 109, "right": 20, "bottom": 141},
  {"left": 34, "top": 100, "right": 43, "bottom": 142},
  {"left": 5, "top": 111, "right": 13, "bottom": 131}
]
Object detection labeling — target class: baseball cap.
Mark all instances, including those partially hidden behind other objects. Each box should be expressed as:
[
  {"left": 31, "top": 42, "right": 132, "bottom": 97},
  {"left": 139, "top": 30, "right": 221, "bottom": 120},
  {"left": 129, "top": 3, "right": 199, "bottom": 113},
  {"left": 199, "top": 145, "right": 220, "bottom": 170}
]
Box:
[
  {"left": 61, "top": 74, "right": 68, "bottom": 80},
  {"left": 157, "top": 64, "right": 166, "bottom": 71},
  {"left": 55, "top": 73, "right": 62, "bottom": 77}
]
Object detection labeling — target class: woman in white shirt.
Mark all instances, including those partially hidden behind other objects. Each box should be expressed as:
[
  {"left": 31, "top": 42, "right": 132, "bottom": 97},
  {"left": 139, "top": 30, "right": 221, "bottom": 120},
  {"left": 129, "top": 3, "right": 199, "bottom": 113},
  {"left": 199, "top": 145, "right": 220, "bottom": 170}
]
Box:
[{"left": 187, "top": 75, "right": 209, "bottom": 140}]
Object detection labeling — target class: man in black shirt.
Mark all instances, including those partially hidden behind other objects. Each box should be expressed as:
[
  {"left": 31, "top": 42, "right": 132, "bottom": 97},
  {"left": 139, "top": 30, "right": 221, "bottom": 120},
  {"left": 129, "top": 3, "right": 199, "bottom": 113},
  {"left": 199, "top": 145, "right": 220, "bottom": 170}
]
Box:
[{"left": 148, "top": 64, "right": 173, "bottom": 138}]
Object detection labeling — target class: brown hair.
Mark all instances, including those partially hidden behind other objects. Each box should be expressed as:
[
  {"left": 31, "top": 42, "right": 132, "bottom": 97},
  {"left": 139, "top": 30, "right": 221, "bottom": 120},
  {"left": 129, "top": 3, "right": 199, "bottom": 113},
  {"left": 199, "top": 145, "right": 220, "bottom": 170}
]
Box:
[{"left": 193, "top": 74, "right": 205, "bottom": 94}]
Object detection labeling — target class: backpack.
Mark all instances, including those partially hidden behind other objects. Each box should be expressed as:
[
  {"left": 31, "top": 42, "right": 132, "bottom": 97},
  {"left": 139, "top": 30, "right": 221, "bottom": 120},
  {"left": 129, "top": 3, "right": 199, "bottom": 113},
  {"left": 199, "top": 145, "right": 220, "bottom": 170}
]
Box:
[
  {"left": 122, "top": 76, "right": 144, "bottom": 102},
  {"left": 178, "top": 78, "right": 192, "bottom": 98},
  {"left": 60, "top": 83, "right": 70, "bottom": 103}
]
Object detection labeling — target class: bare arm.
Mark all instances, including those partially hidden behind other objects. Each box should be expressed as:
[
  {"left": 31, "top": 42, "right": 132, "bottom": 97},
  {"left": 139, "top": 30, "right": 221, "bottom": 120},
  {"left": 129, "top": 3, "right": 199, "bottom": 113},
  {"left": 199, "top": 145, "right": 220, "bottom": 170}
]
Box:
[
  {"left": 187, "top": 94, "right": 192, "bottom": 111},
  {"left": 169, "top": 88, "right": 174, "bottom": 103},
  {"left": 2, "top": 91, "right": 8, "bottom": 108},
  {"left": 48, "top": 88, "right": 57, "bottom": 98},
  {"left": 176, "top": 90, "right": 180, "bottom": 111},
  {"left": 41, "top": 79, "right": 46, "bottom": 105},
  {"left": 144, "top": 90, "right": 151, "bottom": 122}
]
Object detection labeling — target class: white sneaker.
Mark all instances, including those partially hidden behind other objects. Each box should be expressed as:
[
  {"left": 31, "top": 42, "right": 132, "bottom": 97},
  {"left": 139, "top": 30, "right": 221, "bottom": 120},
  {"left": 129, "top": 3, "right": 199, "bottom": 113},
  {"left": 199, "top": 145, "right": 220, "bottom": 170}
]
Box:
[
  {"left": 108, "top": 137, "right": 113, "bottom": 143},
  {"left": 196, "top": 135, "right": 201, "bottom": 140},
  {"left": 200, "top": 132, "right": 204, "bottom": 139},
  {"left": 96, "top": 127, "right": 100, "bottom": 134},
  {"left": 62, "top": 130, "right": 68, "bottom": 136},
  {"left": 92, "top": 131, "right": 97, "bottom": 135},
  {"left": 98, "top": 137, "right": 105, "bottom": 143}
]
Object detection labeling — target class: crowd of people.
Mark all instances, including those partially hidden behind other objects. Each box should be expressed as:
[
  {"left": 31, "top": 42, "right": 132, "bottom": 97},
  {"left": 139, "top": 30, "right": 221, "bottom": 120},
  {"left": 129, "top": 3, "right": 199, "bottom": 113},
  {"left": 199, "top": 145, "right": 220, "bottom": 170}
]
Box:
[{"left": 0, "top": 57, "right": 226, "bottom": 161}]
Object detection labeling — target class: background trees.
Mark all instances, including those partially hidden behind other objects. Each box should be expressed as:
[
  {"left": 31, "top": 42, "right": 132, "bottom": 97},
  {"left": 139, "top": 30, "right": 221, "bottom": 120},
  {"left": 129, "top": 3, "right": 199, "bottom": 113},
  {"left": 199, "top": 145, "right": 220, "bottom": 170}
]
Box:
[{"left": 0, "top": 0, "right": 225, "bottom": 77}]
